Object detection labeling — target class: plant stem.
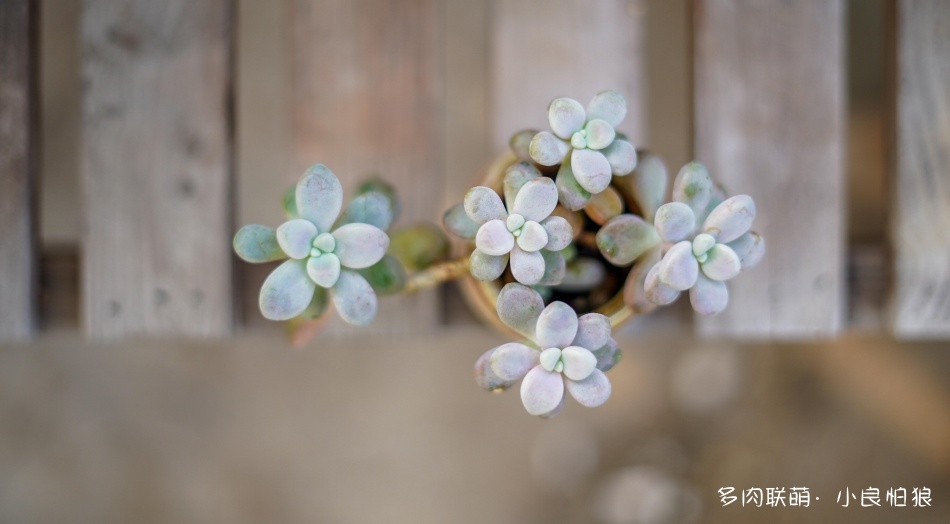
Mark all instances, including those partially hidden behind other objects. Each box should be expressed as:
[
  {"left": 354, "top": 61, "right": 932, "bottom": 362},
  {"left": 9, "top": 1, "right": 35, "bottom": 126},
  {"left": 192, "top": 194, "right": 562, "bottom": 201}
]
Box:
[{"left": 403, "top": 256, "right": 471, "bottom": 293}]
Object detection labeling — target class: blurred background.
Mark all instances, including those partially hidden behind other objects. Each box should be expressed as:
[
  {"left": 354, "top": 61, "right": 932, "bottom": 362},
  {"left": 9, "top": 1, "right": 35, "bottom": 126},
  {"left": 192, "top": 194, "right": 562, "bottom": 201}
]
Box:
[{"left": 1, "top": 0, "right": 949, "bottom": 522}]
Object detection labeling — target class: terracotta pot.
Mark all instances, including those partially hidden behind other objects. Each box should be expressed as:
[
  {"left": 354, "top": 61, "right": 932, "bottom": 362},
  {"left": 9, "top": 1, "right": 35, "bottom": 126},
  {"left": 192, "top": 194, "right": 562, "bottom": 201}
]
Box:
[{"left": 455, "top": 152, "right": 650, "bottom": 338}]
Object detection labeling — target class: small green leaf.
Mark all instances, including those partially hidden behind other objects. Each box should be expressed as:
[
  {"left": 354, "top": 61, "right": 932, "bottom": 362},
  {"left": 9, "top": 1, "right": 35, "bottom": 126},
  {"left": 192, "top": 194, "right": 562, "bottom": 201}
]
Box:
[
  {"left": 282, "top": 185, "right": 297, "bottom": 219},
  {"left": 336, "top": 192, "right": 395, "bottom": 231},
  {"left": 389, "top": 224, "right": 450, "bottom": 271},
  {"left": 356, "top": 177, "right": 400, "bottom": 220},
  {"left": 357, "top": 254, "right": 407, "bottom": 296}
]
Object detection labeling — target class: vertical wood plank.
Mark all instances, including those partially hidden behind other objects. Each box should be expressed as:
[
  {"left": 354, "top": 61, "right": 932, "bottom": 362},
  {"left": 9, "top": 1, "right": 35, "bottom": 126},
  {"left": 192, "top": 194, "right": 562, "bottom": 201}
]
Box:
[
  {"left": 81, "top": 0, "right": 235, "bottom": 338},
  {"left": 891, "top": 0, "right": 950, "bottom": 339},
  {"left": 694, "top": 0, "right": 846, "bottom": 339},
  {"left": 0, "top": 0, "right": 38, "bottom": 341},
  {"left": 491, "top": 0, "right": 647, "bottom": 152},
  {"left": 291, "top": 0, "right": 444, "bottom": 336}
]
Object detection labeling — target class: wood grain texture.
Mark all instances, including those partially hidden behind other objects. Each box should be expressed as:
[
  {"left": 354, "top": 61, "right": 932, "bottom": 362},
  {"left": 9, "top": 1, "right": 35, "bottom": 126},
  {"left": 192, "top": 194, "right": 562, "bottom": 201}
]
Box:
[
  {"left": 81, "top": 0, "right": 235, "bottom": 338},
  {"left": 891, "top": 0, "right": 950, "bottom": 339},
  {"left": 694, "top": 0, "right": 846, "bottom": 339},
  {"left": 0, "top": 0, "right": 38, "bottom": 341},
  {"left": 490, "top": 0, "right": 646, "bottom": 152},
  {"left": 291, "top": 0, "right": 444, "bottom": 336}
]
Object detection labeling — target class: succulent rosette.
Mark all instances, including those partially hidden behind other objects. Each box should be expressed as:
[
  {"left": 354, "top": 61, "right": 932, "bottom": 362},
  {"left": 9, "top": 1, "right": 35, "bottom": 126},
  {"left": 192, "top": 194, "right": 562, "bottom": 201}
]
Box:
[
  {"left": 528, "top": 90, "right": 639, "bottom": 210},
  {"left": 644, "top": 162, "right": 765, "bottom": 315},
  {"left": 473, "top": 283, "right": 621, "bottom": 417},
  {"left": 449, "top": 163, "right": 574, "bottom": 286},
  {"left": 233, "top": 164, "right": 390, "bottom": 326}
]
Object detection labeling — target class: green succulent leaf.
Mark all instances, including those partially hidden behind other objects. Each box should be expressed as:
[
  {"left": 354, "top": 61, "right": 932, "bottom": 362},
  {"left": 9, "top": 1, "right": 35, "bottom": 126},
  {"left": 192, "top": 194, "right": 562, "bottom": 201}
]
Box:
[
  {"left": 357, "top": 254, "right": 407, "bottom": 296},
  {"left": 356, "top": 177, "right": 400, "bottom": 220},
  {"left": 282, "top": 185, "right": 297, "bottom": 219},
  {"left": 595, "top": 214, "right": 661, "bottom": 266},
  {"left": 442, "top": 203, "right": 479, "bottom": 239},
  {"left": 233, "top": 224, "right": 286, "bottom": 263},
  {"left": 389, "top": 224, "right": 450, "bottom": 272},
  {"left": 336, "top": 191, "right": 395, "bottom": 231}
]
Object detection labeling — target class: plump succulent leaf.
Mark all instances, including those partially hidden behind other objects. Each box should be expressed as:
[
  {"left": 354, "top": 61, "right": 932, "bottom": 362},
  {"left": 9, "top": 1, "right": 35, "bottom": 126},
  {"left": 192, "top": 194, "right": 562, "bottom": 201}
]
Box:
[
  {"left": 672, "top": 162, "right": 713, "bottom": 221},
  {"left": 584, "top": 119, "right": 615, "bottom": 150},
  {"left": 596, "top": 214, "right": 661, "bottom": 266},
  {"left": 702, "top": 195, "right": 756, "bottom": 243},
  {"left": 548, "top": 97, "right": 586, "bottom": 139},
  {"left": 573, "top": 313, "right": 611, "bottom": 351},
  {"left": 521, "top": 366, "right": 565, "bottom": 416},
  {"left": 496, "top": 283, "right": 545, "bottom": 339},
  {"left": 330, "top": 270, "right": 378, "bottom": 326},
  {"left": 727, "top": 231, "right": 766, "bottom": 269},
  {"left": 469, "top": 250, "right": 508, "bottom": 281},
  {"left": 332, "top": 223, "right": 390, "bottom": 269},
  {"left": 517, "top": 221, "right": 549, "bottom": 252},
  {"left": 510, "top": 245, "right": 545, "bottom": 285},
  {"left": 512, "top": 177, "right": 558, "bottom": 223},
  {"left": 389, "top": 224, "right": 450, "bottom": 271},
  {"left": 442, "top": 203, "right": 479, "bottom": 239},
  {"left": 623, "top": 246, "right": 662, "bottom": 312},
  {"left": 601, "top": 139, "right": 638, "bottom": 176},
  {"left": 475, "top": 219, "right": 515, "bottom": 257},
  {"left": 490, "top": 342, "right": 540, "bottom": 381},
  {"left": 586, "top": 90, "right": 626, "bottom": 128},
  {"left": 260, "top": 258, "right": 317, "bottom": 321},
  {"left": 658, "top": 241, "right": 699, "bottom": 291},
  {"left": 296, "top": 164, "right": 344, "bottom": 233},
  {"left": 510, "top": 129, "right": 539, "bottom": 161},
  {"left": 356, "top": 177, "right": 400, "bottom": 220},
  {"left": 654, "top": 202, "right": 696, "bottom": 243},
  {"left": 561, "top": 346, "right": 598, "bottom": 381},
  {"left": 555, "top": 161, "right": 593, "bottom": 211},
  {"left": 530, "top": 131, "right": 571, "bottom": 166},
  {"left": 336, "top": 191, "right": 394, "bottom": 231},
  {"left": 584, "top": 186, "right": 624, "bottom": 226},
  {"left": 503, "top": 162, "right": 541, "bottom": 205},
  {"left": 690, "top": 272, "right": 729, "bottom": 316},
  {"left": 475, "top": 347, "right": 516, "bottom": 392},
  {"left": 644, "top": 261, "right": 680, "bottom": 305},
  {"left": 700, "top": 244, "right": 742, "bottom": 281},
  {"left": 565, "top": 368, "right": 611, "bottom": 407},
  {"left": 590, "top": 338, "right": 622, "bottom": 372},
  {"left": 233, "top": 224, "right": 285, "bottom": 263},
  {"left": 357, "top": 254, "right": 407, "bottom": 296},
  {"left": 464, "top": 186, "right": 507, "bottom": 224},
  {"left": 276, "top": 219, "right": 318, "bottom": 260},
  {"left": 536, "top": 301, "right": 579, "bottom": 349},
  {"left": 306, "top": 253, "right": 341, "bottom": 288},
  {"left": 571, "top": 149, "right": 612, "bottom": 194},
  {"left": 540, "top": 215, "right": 573, "bottom": 251}
]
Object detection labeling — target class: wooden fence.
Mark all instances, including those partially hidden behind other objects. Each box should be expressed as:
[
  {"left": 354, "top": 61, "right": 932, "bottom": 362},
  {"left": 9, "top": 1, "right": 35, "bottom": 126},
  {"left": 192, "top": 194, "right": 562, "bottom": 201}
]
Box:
[{"left": 1, "top": 0, "right": 948, "bottom": 341}]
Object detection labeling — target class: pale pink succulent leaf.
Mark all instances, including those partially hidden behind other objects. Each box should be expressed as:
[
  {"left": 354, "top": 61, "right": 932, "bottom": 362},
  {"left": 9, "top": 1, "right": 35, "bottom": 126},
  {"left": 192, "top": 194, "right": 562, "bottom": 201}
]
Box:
[
  {"left": 490, "top": 342, "right": 541, "bottom": 381},
  {"left": 555, "top": 161, "right": 593, "bottom": 211},
  {"left": 538, "top": 392, "right": 567, "bottom": 419},
  {"left": 330, "top": 270, "right": 378, "bottom": 326},
  {"left": 700, "top": 244, "right": 742, "bottom": 281},
  {"left": 702, "top": 194, "right": 756, "bottom": 243},
  {"left": 658, "top": 241, "right": 699, "bottom": 291},
  {"left": 296, "top": 163, "right": 343, "bottom": 233},
  {"left": 475, "top": 219, "right": 515, "bottom": 257},
  {"left": 644, "top": 261, "right": 681, "bottom": 305},
  {"left": 496, "top": 283, "right": 546, "bottom": 338},
  {"left": 233, "top": 224, "right": 286, "bottom": 263},
  {"left": 306, "top": 252, "right": 341, "bottom": 288},
  {"left": 548, "top": 97, "right": 586, "bottom": 139},
  {"left": 561, "top": 346, "right": 598, "bottom": 381},
  {"left": 727, "top": 231, "right": 766, "bottom": 269},
  {"left": 517, "top": 221, "right": 549, "bottom": 252},
  {"left": 654, "top": 202, "right": 696, "bottom": 243},
  {"left": 276, "top": 218, "right": 318, "bottom": 260},
  {"left": 510, "top": 244, "right": 545, "bottom": 285},
  {"left": 672, "top": 162, "right": 713, "bottom": 220},
  {"left": 623, "top": 246, "right": 662, "bottom": 312},
  {"left": 536, "top": 301, "right": 579, "bottom": 349},
  {"left": 512, "top": 177, "right": 558, "bottom": 222},
  {"left": 503, "top": 161, "right": 542, "bottom": 205},
  {"left": 565, "top": 368, "right": 612, "bottom": 408},
  {"left": 586, "top": 90, "right": 627, "bottom": 128},
  {"left": 540, "top": 215, "right": 573, "bottom": 251},
  {"left": 469, "top": 250, "right": 508, "bottom": 281},
  {"left": 584, "top": 119, "right": 616, "bottom": 150},
  {"left": 690, "top": 272, "right": 729, "bottom": 315},
  {"left": 464, "top": 186, "right": 507, "bottom": 224},
  {"left": 571, "top": 149, "right": 612, "bottom": 194},
  {"left": 331, "top": 223, "right": 389, "bottom": 269},
  {"left": 573, "top": 313, "right": 611, "bottom": 350},
  {"left": 601, "top": 139, "right": 638, "bottom": 176},
  {"left": 259, "top": 258, "right": 316, "bottom": 321},
  {"left": 521, "top": 366, "right": 566, "bottom": 416},
  {"left": 529, "top": 131, "right": 571, "bottom": 166},
  {"left": 474, "top": 347, "right": 516, "bottom": 392}
]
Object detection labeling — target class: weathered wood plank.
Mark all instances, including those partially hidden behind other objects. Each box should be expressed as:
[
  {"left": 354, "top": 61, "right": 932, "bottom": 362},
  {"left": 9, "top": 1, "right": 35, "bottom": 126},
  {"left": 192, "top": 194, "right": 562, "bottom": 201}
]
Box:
[
  {"left": 81, "top": 0, "right": 235, "bottom": 338},
  {"left": 0, "top": 0, "right": 38, "bottom": 341},
  {"left": 891, "top": 0, "right": 950, "bottom": 339},
  {"left": 291, "top": 0, "right": 444, "bottom": 336},
  {"left": 694, "top": 0, "right": 846, "bottom": 339},
  {"left": 490, "top": 0, "right": 646, "bottom": 151}
]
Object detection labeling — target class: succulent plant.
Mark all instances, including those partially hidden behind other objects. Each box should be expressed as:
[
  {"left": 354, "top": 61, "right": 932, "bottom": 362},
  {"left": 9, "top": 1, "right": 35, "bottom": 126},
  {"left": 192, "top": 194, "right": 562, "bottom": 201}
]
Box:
[
  {"left": 528, "top": 90, "right": 638, "bottom": 210},
  {"left": 233, "top": 164, "right": 390, "bottom": 326},
  {"left": 644, "top": 162, "right": 765, "bottom": 315},
  {"left": 449, "top": 163, "right": 574, "bottom": 286},
  {"left": 474, "top": 283, "right": 621, "bottom": 417}
]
